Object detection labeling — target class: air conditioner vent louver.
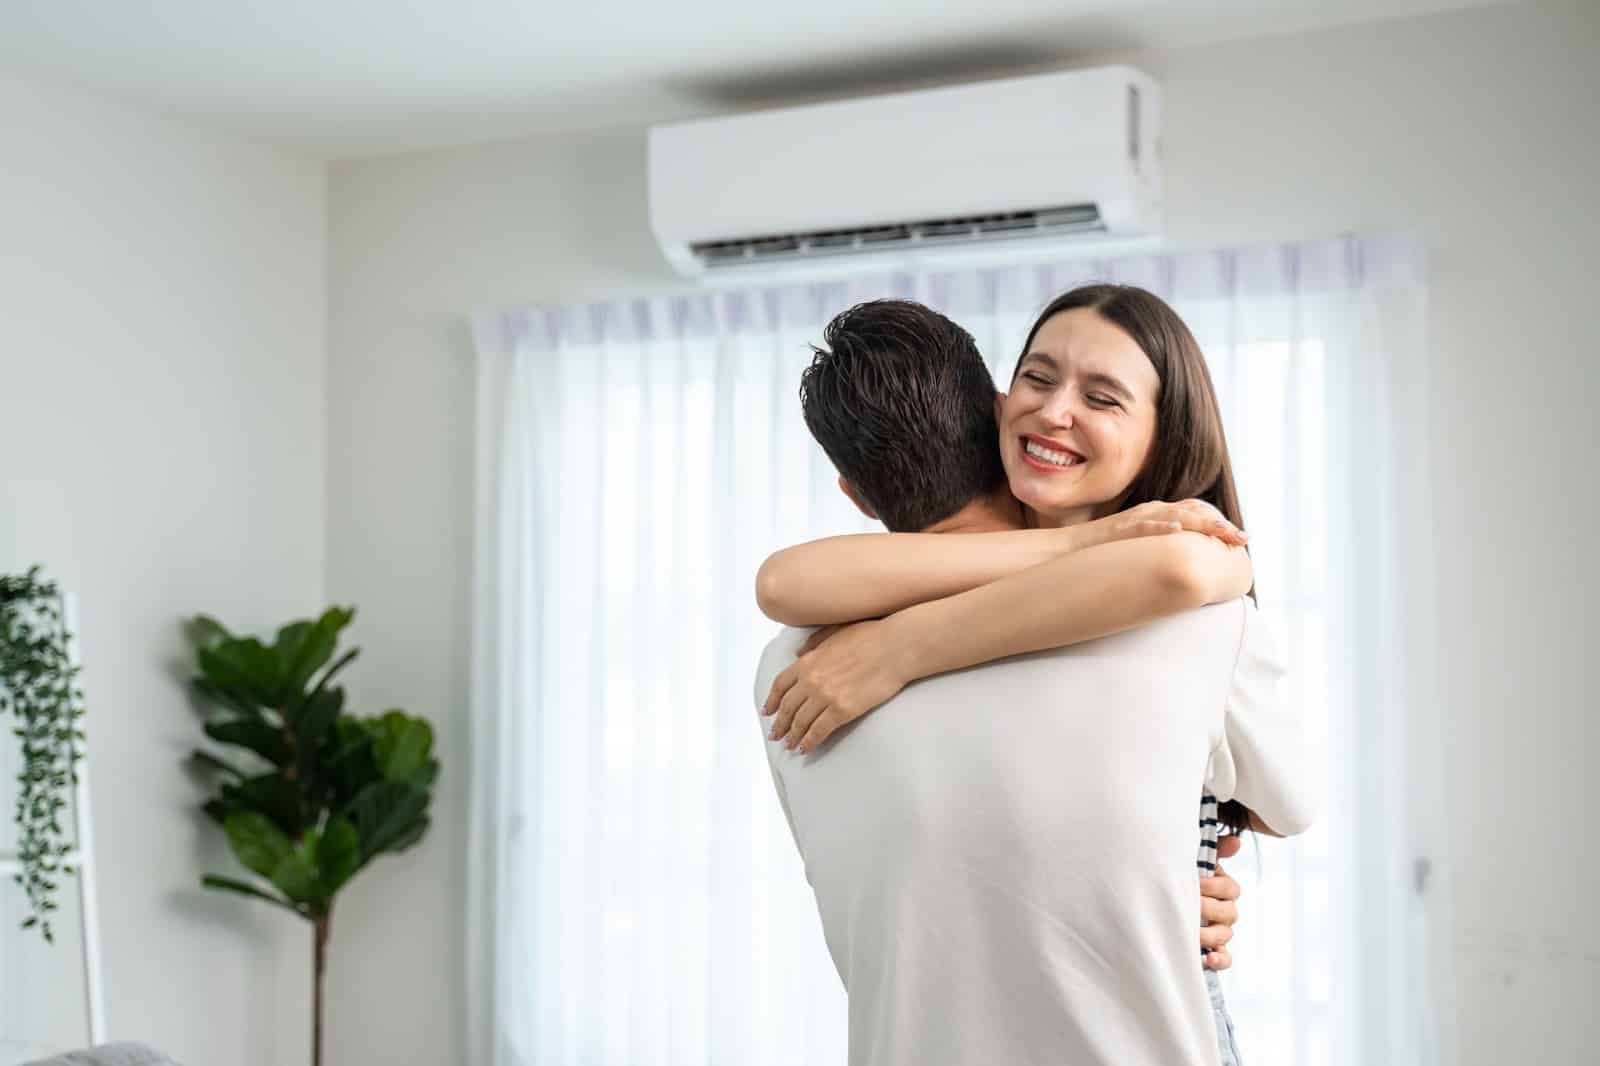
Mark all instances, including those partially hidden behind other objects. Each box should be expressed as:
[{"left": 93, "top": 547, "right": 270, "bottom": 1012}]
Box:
[{"left": 690, "top": 204, "right": 1105, "bottom": 269}]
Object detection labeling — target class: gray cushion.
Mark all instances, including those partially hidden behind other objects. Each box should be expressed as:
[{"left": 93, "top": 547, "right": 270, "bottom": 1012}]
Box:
[{"left": 21, "top": 1043, "right": 180, "bottom": 1066}]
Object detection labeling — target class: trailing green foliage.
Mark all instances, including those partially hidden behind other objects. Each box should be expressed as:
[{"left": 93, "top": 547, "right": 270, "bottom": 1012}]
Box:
[
  {"left": 188, "top": 607, "right": 438, "bottom": 920},
  {"left": 0, "top": 567, "right": 87, "bottom": 943}
]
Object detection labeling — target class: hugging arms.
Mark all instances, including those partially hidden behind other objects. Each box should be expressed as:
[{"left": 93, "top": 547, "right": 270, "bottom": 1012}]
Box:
[{"left": 757, "top": 501, "right": 1254, "bottom": 761}]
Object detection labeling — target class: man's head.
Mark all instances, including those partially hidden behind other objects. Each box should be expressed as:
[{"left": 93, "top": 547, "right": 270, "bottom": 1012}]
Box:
[{"left": 799, "top": 300, "right": 1006, "bottom": 532}]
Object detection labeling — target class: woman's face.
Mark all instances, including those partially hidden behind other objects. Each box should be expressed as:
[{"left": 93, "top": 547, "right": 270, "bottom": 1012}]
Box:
[{"left": 997, "top": 307, "right": 1161, "bottom": 527}]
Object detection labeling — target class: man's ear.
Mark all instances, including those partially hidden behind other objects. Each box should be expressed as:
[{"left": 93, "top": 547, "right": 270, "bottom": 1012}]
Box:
[{"left": 838, "top": 477, "right": 878, "bottom": 520}]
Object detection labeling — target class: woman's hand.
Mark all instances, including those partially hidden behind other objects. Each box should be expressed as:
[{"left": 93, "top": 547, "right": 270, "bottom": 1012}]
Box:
[
  {"left": 1081, "top": 499, "right": 1249, "bottom": 551},
  {"left": 1200, "top": 834, "right": 1244, "bottom": 970},
  {"left": 761, "top": 618, "right": 916, "bottom": 754}
]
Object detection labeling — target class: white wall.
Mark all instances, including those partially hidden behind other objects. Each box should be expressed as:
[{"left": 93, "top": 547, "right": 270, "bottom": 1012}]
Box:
[
  {"left": 326, "top": 1, "right": 1599, "bottom": 1064},
  {"left": 0, "top": 75, "right": 326, "bottom": 1064},
  {"left": 324, "top": 126, "right": 655, "bottom": 1066}
]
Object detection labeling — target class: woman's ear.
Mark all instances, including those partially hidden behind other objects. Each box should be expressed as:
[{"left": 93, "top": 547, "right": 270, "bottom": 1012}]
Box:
[{"left": 994, "top": 392, "right": 1006, "bottom": 422}]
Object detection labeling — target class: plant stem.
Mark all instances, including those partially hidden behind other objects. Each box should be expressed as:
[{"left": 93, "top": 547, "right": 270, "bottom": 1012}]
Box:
[{"left": 313, "top": 912, "right": 331, "bottom": 1066}]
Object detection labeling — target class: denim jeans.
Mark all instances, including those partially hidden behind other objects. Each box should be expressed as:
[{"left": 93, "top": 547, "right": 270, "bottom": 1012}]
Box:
[{"left": 1205, "top": 969, "right": 1244, "bottom": 1066}]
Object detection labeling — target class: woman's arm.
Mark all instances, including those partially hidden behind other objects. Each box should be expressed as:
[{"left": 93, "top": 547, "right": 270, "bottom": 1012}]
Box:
[
  {"left": 899, "top": 532, "right": 1252, "bottom": 682},
  {"left": 763, "top": 531, "right": 1252, "bottom": 752},
  {"left": 756, "top": 499, "right": 1247, "bottom": 625},
  {"left": 756, "top": 527, "right": 1082, "bottom": 625}
]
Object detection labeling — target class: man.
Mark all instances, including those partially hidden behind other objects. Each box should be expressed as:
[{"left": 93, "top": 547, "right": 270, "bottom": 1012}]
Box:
[{"left": 753, "top": 301, "right": 1305, "bottom": 1066}]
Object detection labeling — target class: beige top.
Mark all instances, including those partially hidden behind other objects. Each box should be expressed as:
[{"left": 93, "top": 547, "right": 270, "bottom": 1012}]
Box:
[{"left": 754, "top": 598, "right": 1314, "bottom": 1066}]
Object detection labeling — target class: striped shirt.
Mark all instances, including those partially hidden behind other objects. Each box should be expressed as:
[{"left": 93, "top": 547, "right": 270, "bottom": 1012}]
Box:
[
  {"left": 1197, "top": 791, "right": 1223, "bottom": 877},
  {"left": 1197, "top": 792, "right": 1224, "bottom": 957}
]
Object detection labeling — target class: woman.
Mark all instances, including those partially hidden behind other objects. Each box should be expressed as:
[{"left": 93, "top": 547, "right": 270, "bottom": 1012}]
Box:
[
  {"left": 759, "top": 286, "right": 1260, "bottom": 773},
  {"left": 758, "top": 284, "right": 1313, "bottom": 1066}
]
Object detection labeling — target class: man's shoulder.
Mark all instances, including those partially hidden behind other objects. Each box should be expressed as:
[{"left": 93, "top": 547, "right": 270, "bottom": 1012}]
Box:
[
  {"left": 995, "top": 598, "right": 1248, "bottom": 670},
  {"left": 752, "top": 625, "right": 814, "bottom": 709},
  {"left": 1098, "top": 597, "right": 1247, "bottom": 648}
]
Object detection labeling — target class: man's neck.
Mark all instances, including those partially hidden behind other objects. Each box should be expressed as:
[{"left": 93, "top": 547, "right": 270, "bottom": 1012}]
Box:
[{"left": 921, "top": 489, "right": 1026, "bottom": 534}]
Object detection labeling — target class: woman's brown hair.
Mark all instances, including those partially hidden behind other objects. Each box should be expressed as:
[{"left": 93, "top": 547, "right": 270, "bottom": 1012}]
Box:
[
  {"left": 1014, "top": 284, "right": 1255, "bottom": 832},
  {"left": 1013, "top": 284, "right": 1245, "bottom": 536}
]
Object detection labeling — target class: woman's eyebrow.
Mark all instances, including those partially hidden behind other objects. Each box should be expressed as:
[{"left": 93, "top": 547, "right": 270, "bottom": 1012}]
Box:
[
  {"left": 1022, "top": 354, "right": 1137, "bottom": 402},
  {"left": 1082, "top": 371, "right": 1135, "bottom": 402}
]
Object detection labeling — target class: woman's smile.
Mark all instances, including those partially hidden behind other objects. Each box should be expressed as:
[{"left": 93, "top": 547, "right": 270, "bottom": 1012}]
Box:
[{"left": 1019, "top": 433, "right": 1086, "bottom": 472}]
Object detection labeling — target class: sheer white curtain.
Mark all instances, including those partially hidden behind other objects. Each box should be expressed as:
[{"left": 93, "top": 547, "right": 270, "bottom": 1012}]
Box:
[{"left": 467, "top": 235, "right": 1451, "bottom": 1066}]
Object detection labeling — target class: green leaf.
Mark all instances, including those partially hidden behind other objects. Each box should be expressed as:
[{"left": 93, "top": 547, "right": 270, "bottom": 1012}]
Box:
[
  {"left": 370, "top": 711, "right": 433, "bottom": 783},
  {"left": 331, "top": 716, "right": 370, "bottom": 751},
  {"left": 317, "top": 817, "right": 361, "bottom": 895},
  {"left": 326, "top": 719, "right": 380, "bottom": 808},
  {"left": 294, "top": 686, "right": 345, "bottom": 750},
  {"left": 268, "top": 851, "right": 321, "bottom": 907},
  {"left": 272, "top": 621, "right": 315, "bottom": 677},
  {"left": 185, "top": 615, "right": 234, "bottom": 653},
  {"left": 346, "top": 781, "right": 430, "bottom": 860},
  {"left": 192, "top": 678, "right": 268, "bottom": 720},
  {"left": 201, "top": 874, "right": 304, "bottom": 917},
  {"left": 407, "top": 759, "right": 440, "bottom": 792},
  {"left": 308, "top": 647, "right": 359, "bottom": 699},
  {"left": 281, "top": 607, "right": 355, "bottom": 703},
  {"left": 190, "top": 749, "right": 246, "bottom": 780},
  {"left": 223, "top": 812, "right": 293, "bottom": 879},
  {"left": 199, "top": 638, "right": 282, "bottom": 706},
  {"left": 383, "top": 813, "right": 430, "bottom": 855},
  {"left": 204, "top": 718, "right": 291, "bottom": 766},
  {"left": 221, "top": 772, "right": 305, "bottom": 835}
]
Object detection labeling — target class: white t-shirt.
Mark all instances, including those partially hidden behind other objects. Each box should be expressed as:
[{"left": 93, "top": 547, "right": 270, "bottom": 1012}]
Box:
[{"left": 753, "top": 598, "right": 1314, "bottom": 1066}]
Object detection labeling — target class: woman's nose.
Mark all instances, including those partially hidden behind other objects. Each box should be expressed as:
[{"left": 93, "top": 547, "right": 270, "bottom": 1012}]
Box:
[{"left": 1040, "top": 393, "right": 1078, "bottom": 428}]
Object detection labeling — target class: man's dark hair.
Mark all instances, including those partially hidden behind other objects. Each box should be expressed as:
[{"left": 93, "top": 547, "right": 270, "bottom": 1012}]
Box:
[{"left": 799, "top": 300, "right": 1004, "bottom": 532}]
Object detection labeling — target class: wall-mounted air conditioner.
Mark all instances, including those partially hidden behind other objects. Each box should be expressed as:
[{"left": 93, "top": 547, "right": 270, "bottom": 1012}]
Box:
[{"left": 648, "top": 65, "right": 1161, "bottom": 278}]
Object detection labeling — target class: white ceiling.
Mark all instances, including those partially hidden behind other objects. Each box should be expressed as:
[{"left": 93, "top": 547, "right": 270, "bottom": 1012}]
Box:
[{"left": 0, "top": 0, "right": 1503, "bottom": 159}]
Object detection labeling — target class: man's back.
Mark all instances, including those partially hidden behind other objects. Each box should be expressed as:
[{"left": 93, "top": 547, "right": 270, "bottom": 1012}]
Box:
[{"left": 755, "top": 600, "right": 1254, "bottom": 1066}]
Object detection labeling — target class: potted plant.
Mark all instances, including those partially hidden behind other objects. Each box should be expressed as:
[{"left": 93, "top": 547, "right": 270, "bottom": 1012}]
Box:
[
  {"left": 188, "top": 606, "right": 438, "bottom": 1066},
  {"left": 0, "top": 566, "right": 86, "bottom": 942}
]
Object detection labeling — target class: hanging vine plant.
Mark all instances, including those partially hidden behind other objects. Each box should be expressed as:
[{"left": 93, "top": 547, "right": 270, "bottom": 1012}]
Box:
[{"left": 0, "top": 565, "right": 87, "bottom": 942}]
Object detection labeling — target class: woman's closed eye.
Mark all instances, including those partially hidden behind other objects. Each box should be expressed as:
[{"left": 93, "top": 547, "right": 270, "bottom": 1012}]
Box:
[
  {"left": 1022, "top": 371, "right": 1054, "bottom": 387},
  {"left": 1086, "top": 393, "right": 1122, "bottom": 409}
]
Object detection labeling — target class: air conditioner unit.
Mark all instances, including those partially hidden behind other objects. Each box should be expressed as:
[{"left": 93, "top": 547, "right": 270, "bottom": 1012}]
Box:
[{"left": 648, "top": 66, "right": 1161, "bottom": 278}]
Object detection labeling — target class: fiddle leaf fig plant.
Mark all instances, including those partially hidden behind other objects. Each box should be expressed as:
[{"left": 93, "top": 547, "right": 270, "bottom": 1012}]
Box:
[{"left": 188, "top": 606, "right": 438, "bottom": 1066}]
